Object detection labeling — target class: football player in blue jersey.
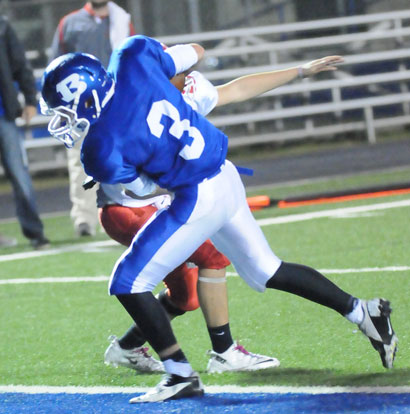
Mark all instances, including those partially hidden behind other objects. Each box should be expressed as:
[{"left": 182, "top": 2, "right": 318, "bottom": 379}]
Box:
[
  {"left": 100, "top": 70, "right": 282, "bottom": 375},
  {"left": 41, "top": 36, "right": 397, "bottom": 403}
]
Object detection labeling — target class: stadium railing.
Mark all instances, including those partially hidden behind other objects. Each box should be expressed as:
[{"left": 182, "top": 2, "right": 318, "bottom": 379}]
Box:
[{"left": 11, "top": 9, "right": 410, "bottom": 175}]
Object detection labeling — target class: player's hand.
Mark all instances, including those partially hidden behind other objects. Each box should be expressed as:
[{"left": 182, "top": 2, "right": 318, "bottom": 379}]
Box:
[
  {"left": 300, "top": 56, "right": 344, "bottom": 77},
  {"left": 22, "top": 105, "right": 37, "bottom": 125}
]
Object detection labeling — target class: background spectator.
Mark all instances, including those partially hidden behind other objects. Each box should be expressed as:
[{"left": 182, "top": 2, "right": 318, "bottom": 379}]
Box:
[
  {"left": 0, "top": 14, "right": 49, "bottom": 249},
  {"left": 49, "top": 0, "right": 135, "bottom": 237}
]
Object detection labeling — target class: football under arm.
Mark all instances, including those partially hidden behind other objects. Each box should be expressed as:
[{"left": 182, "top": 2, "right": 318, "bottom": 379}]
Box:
[{"left": 215, "top": 55, "right": 343, "bottom": 107}]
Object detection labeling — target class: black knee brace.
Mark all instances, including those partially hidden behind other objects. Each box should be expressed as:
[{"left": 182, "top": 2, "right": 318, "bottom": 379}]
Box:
[{"left": 117, "top": 292, "right": 178, "bottom": 354}]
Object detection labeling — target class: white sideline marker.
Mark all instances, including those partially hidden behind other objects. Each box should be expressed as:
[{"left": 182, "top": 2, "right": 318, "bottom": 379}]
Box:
[{"left": 0, "top": 384, "right": 409, "bottom": 395}]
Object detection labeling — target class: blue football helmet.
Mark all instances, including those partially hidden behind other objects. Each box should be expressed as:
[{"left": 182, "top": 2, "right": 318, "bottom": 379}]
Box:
[{"left": 40, "top": 53, "right": 115, "bottom": 148}]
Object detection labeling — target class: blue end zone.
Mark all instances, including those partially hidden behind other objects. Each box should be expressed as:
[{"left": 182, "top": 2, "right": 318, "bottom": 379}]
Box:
[{"left": 1, "top": 392, "right": 409, "bottom": 414}]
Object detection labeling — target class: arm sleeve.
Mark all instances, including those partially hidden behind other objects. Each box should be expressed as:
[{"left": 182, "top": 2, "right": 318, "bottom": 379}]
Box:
[
  {"left": 49, "top": 24, "right": 64, "bottom": 61},
  {"left": 121, "top": 174, "right": 157, "bottom": 197},
  {"left": 164, "top": 44, "right": 199, "bottom": 75}
]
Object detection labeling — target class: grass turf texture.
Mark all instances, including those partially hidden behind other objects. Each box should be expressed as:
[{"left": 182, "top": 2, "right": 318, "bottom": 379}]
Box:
[{"left": 0, "top": 173, "right": 409, "bottom": 389}]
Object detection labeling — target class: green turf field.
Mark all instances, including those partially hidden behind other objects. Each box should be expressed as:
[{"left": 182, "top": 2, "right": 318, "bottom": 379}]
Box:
[{"left": 0, "top": 170, "right": 409, "bottom": 389}]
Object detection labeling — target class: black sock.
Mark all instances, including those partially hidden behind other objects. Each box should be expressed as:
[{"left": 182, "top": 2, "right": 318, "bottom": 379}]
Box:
[
  {"left": 266, "top": 262, "right": 355, "bottom": 315},
  {"left": 207, "top": 323, "right": 234, "bottom": 354},
  {"left": 162, "top": 348, "right": 188, "bottom": 363},
  {"left": 118, "top": 324, "right": 146, "bottom": 349}
]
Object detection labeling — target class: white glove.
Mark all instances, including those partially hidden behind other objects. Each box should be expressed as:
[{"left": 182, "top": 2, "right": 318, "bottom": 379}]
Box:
[{"left": 154, "top": 194, "right": 172, "bottom": 210}]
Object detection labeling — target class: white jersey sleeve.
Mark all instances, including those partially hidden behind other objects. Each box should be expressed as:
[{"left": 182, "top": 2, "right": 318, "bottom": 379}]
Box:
[
  {"left": 182, "top": 71, "right": 218, "bottom": 116},
  {"left": 100, "top": 182, "right": 172, "bottom": 209}
]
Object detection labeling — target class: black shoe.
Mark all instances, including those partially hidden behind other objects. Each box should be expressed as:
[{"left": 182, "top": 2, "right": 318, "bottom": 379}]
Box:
[
  {"left": 358, "top": 298, "right": 398, "bottom": 369},
  {"left": 30, "top": 236, "right": 50, "bottom": 250},
  {"left": 129, "top": 372, "right": 204, "bottom": 403}
]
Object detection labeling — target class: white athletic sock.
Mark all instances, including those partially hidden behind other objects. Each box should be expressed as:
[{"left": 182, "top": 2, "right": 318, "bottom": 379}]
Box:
[
  {"left": 162, "top": 359, "right": 193, "bottom": 377},
  {"left": 345, "top": 299, "right": 364, "bottom": 324}
]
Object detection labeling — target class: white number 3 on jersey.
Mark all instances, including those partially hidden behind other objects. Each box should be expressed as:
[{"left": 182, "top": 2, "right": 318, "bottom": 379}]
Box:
[{"left": 147, "top": 100, "right": 205, "bottom": 160}]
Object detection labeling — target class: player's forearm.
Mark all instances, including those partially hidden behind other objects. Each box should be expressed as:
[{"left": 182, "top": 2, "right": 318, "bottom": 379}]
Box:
[
  {"left": 216, "top": 55, "right": 343, "bottom": 106},
  {"left": 124, "top": 186, "right": 170, "bottom": 200},
  {"left": 190, "top": 43, "right": 204, "bottom": 62},
  {"left": 216, "top": 67, "right": 299, "bottom": 106}
]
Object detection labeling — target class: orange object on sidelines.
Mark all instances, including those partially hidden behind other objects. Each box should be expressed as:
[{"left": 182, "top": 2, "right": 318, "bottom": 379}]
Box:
[
  {"left": 246, "top": 186, "right": 410, "bottom": 211},
  {"left": 277, "top": 187, "right": 410, "bottom": 208},
  {"left": 247, "top": 195, "right": 273, "bottom": 211}
]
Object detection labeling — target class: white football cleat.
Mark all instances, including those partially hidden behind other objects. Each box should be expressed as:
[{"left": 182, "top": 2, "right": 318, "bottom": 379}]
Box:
[
  {"left": 207, "top": 342, "right": 280, "bottom": 373},
  {"left": 358, "top": 298, "right": 398, "bottom": 369},
  {"left": 129, "top": 372, "right": 204, "bottom": 403},
  {"left": 104, "top": 335, "right": 164, "bottom": 373}
]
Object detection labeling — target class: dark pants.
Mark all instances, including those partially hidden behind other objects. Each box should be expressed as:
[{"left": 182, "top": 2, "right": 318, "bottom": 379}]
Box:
[{"left": 0, "top": 117, "right": 44, "bottom": 240}]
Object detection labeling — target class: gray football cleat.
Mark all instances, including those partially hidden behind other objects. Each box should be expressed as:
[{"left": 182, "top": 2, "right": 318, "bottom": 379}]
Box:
[
  {"left": 358, "top": 298, "right": 398, "bottom": 369},
  {"left": 129, "top": 372, "right": 204, "bottom": 403},
  {"left": 104, "top": 335, "right": 164, "bottom": 373}
]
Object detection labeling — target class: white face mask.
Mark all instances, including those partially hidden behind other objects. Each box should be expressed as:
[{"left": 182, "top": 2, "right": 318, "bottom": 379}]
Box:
[{"left": 42, "top": 104, "right": 90, "bottom": 149}]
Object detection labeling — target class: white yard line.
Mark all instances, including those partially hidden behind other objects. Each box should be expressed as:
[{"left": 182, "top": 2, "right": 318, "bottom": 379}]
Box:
[
  {"left": 0, "top": 198, "right": 409, "bottom": 265},
  {"left": 0, "top": 265, "right": 409, "bottom": 285},
  {"left": 0, "top": 240, "right": 118, "bottom": 263},
  {"left": 257, "top": 199, "right": 410, "bottom": 226},
  {"left": 0, "top": 384, "right": 409, "bottom": 394},
  {"left": 0, "top": 276, "right": 110, "bottom": 285},
  {"left": 228, "top": 266, "right": 410, "bottom": 277}
]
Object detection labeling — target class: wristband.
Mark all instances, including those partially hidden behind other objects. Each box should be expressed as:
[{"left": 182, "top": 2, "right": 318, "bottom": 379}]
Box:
[
  {"left": 297, "top": 66, "right": 305, "bottom": 78},
  {"left": 165, "top": 44, "right": 199, "bottom": 75}
]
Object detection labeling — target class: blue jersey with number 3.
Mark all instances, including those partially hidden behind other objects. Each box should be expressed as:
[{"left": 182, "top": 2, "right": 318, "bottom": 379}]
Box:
[{"left": 81, "top": 35, "right": 228, "bottom": 190}]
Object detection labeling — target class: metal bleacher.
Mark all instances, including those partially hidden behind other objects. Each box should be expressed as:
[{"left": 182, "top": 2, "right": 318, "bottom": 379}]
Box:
[{"left": 21, "top": 9, "right": 410, "bottom": 173}]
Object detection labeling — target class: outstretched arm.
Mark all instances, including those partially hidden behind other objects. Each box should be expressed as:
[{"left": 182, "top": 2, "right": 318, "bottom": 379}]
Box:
[{"left": 216, "top": 55, "right": 343, "bottom": 107}]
